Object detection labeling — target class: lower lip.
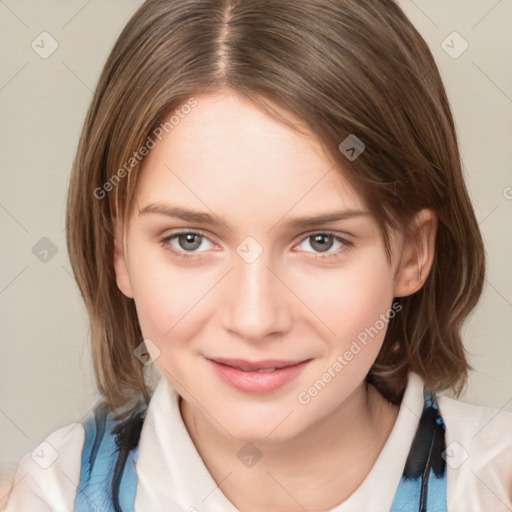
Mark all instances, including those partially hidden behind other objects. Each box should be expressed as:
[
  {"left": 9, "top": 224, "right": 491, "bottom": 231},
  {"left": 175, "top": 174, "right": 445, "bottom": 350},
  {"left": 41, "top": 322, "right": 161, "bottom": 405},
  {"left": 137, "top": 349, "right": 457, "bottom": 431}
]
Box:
[{"left": 207, "top": 359, "right": 310, "bottom": 394}]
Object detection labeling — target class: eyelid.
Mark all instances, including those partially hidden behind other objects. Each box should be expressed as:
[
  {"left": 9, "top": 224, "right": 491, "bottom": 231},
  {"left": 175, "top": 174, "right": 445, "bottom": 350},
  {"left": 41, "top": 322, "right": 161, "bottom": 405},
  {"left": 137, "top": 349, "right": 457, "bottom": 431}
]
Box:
[{"left": 296, "top": 229, "right": 354, "bottom": 242}]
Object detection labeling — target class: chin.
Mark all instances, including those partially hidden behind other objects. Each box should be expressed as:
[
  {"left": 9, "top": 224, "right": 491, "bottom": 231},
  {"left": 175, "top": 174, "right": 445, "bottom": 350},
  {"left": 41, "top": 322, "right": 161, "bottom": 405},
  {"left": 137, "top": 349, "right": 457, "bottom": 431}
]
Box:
[
  {"left": 228, "top": 425, "right": 297, "bottom": 445},
  {"left": 216, "top": 404, "right": 307, "bottom": 444}
]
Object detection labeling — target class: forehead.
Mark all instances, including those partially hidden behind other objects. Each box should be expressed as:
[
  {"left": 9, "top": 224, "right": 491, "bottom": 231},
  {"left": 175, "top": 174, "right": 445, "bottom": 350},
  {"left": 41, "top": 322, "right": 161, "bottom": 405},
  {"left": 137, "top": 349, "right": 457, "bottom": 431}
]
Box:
[{"left": 133, "top": 92, "right": 365, "bottom": 226}]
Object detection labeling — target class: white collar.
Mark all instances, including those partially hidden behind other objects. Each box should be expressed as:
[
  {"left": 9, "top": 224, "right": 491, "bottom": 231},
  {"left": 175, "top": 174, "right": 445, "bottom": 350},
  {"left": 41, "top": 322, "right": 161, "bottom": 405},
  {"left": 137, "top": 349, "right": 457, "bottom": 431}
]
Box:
[{"left": 134, "top": 371, "right": 425, "bottom": 511}]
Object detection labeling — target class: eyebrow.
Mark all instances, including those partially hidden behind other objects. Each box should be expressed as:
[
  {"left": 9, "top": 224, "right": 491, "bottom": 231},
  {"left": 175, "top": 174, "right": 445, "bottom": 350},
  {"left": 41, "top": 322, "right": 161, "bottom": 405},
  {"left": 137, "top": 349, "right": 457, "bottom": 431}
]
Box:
[{"left": 138, "top": 202, "right": 370, "bottom": 229}]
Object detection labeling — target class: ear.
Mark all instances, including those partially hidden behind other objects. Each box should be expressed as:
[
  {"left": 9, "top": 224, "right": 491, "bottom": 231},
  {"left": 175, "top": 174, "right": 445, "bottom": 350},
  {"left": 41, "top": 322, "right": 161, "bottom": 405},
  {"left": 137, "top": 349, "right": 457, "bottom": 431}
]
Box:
[
  {"left": 394, "top": 208, "right": 438, "bottom": 298},
  {"left": 113, "top": 216, "right": 135, "bottom": 299}
]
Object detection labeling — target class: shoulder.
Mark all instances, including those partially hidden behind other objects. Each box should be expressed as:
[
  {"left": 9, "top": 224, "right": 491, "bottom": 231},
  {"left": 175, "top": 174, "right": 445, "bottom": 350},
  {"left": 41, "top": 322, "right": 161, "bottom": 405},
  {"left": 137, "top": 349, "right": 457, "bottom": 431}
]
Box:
[
  {"left": 438, "top": 393, "right": 512, "bottom": 452},
  {"left": 437, "top": 394, "right": 512, "bottom": 511},
  {"left": 3, "top": 422, "right": 84, "bottom": 511}
]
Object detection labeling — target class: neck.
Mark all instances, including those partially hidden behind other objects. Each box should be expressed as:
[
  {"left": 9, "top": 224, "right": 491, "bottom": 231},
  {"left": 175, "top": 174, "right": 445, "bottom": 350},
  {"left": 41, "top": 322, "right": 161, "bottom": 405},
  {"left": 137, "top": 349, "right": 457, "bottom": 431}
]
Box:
[{"left": 180, "top": 382, "right": 399, "bottom": 511}]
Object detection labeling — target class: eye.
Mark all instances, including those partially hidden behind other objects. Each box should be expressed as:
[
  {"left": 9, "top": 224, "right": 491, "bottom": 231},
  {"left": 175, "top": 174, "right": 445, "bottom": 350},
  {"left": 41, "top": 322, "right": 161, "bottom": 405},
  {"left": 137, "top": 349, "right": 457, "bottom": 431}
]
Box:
[
  {"left": 160, "top": 230, "right": 353, "bottom": 261},
  {"left": 160, "top": 230, "right": 214, "bottom": 259},
  {"left": 296, "top": 232, "right": 352, "bottom": 259}
]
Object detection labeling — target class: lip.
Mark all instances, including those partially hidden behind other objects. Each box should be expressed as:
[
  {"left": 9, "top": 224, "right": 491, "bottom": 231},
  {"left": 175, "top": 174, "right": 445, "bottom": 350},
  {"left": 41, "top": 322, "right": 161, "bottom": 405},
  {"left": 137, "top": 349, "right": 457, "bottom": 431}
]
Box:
[{"left": 206, "top": 357, "right": 311, "bottom": 394}]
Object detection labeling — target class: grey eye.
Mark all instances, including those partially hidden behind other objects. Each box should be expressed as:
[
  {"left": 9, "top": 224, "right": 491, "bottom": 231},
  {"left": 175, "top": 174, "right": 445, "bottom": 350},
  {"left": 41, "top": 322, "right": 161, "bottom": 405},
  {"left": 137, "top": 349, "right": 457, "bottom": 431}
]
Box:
[
  {"left": 177, "top": 233, "right": 203, "bottom": 251},
  {"left": 308, "top": 234, "right": 336, "bottom": 253}
]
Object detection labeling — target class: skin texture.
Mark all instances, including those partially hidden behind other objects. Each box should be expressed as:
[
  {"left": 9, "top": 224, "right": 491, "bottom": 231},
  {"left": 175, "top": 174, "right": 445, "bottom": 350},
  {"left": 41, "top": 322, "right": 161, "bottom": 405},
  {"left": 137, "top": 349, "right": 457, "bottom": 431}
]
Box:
[{"left": 113, "top": 90, "right": 437, "bottom": 510}]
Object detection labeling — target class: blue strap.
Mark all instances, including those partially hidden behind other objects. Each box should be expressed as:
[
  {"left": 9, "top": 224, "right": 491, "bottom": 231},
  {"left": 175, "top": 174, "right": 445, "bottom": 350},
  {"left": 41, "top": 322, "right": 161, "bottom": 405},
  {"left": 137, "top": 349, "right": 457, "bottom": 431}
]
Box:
[
  {"left": 76, "top": 387, "right": 447, "bottom": 511},
  {"left": 74, "top": 405, "right": 139, "bottom": 512},
  {"left": 392, "top": 468, "right": 447, "bottom": 512},
  {"left": 392, "top": 387, "right": 447, "bottom": 511}
]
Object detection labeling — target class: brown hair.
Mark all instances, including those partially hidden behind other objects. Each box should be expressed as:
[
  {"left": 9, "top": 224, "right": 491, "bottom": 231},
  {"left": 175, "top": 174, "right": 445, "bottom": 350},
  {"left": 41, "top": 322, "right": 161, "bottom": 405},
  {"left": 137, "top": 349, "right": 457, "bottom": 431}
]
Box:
[{"left": 66, "top": 0, "right": 485, "bottom": 415}]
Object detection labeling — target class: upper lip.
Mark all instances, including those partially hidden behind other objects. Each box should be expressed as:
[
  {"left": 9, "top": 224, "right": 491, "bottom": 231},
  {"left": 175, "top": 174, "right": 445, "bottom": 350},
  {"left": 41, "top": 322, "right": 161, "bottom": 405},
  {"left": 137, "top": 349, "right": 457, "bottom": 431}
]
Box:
[{"left": 207, "top": 357, "right": 310, "bottom": 371}]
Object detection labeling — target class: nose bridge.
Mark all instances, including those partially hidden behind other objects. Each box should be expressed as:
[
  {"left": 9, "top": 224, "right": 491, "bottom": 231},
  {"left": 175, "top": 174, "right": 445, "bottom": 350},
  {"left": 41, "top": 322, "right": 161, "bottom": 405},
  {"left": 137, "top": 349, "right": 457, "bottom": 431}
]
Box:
[{"left": 222, "top": 242, "right": 289, "bottom": 340}]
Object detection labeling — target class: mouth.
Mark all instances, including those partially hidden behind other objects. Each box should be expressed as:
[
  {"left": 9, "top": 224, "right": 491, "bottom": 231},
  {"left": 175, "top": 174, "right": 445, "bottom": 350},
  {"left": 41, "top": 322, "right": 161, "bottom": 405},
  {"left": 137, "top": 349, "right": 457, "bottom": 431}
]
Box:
[
  {"left": 209, "top": 357, "right": 308, "bottom": 372},
  {"left": 205, "top": 357, "right": 312, "bottom": 393}
]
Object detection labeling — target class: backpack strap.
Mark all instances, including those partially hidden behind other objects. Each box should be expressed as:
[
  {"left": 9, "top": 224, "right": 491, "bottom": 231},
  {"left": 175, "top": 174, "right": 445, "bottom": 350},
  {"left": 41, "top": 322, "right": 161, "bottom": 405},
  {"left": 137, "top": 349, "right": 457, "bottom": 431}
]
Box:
[
  {"left": 74, "top": 403, "right": 143, "bottom": 512},
  {"left": 391, "top": 386, "right": 447, "bottom": 511}
]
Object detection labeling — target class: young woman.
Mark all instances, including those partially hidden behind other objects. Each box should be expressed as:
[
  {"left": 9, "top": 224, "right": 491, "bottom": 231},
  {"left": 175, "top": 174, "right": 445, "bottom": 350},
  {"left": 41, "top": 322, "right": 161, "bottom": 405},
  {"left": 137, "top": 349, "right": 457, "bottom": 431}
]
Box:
[{"left": 4, "top": 0, "right": 511, "bottom": 510}]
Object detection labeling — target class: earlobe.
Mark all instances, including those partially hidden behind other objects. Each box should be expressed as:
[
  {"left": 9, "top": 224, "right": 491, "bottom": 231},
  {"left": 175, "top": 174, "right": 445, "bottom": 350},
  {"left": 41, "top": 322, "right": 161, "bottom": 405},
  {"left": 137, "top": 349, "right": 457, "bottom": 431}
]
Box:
[
  {"left": 112, "top": 217, "right": 135, "bottom": 299},
  {"left": 394, "top": 209, "right": 438, "bottom": 298}
]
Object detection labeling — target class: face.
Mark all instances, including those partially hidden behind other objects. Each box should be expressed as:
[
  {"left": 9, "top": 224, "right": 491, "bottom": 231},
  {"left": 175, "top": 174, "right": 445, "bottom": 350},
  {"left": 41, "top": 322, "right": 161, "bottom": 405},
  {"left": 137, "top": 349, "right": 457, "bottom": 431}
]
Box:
[{"left": 114, "top": 91, "right": 419, "bottom": 442}]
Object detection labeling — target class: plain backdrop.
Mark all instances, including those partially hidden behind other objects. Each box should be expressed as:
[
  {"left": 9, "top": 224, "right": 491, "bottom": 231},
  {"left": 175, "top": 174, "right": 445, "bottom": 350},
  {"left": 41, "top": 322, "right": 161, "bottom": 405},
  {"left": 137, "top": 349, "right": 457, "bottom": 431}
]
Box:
[{"left": 1, "top": 0, "right": 511, "bottom": 485}]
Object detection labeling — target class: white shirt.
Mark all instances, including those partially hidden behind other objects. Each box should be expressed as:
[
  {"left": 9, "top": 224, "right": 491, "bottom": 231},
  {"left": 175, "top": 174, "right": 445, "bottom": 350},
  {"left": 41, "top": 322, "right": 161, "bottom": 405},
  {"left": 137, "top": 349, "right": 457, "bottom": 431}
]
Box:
[{"left": 4, "top": 372, "right": 512, "bottom": 511}]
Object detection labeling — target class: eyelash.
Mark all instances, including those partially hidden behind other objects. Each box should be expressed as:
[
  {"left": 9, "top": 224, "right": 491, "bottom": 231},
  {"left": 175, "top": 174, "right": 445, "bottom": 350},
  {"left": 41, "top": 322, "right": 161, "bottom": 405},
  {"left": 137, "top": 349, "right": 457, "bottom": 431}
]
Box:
[{"left": 159, "top": 229, "right": 354, "bottom": 261}]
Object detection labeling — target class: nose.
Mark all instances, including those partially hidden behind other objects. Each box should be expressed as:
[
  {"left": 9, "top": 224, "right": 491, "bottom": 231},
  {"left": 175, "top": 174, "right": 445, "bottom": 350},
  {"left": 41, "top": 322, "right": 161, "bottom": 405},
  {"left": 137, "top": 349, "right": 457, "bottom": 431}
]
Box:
[{"left": 221, "top": 248, "right": 292, "bottom": 342}]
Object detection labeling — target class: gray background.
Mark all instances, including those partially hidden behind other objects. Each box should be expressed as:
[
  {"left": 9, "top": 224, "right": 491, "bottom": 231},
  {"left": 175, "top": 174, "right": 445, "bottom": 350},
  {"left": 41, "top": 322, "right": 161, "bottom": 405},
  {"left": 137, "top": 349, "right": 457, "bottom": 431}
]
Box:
[{"left": 1, "top": 0, "right": 511, "bottom": 487}]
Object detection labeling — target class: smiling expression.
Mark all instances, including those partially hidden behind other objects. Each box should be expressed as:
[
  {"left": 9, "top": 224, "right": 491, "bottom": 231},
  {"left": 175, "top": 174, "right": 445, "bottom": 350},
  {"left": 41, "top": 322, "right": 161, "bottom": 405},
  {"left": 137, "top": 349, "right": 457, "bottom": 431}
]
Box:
[{"left": 113, "top": 90, "right": 412, "bottom": 442}]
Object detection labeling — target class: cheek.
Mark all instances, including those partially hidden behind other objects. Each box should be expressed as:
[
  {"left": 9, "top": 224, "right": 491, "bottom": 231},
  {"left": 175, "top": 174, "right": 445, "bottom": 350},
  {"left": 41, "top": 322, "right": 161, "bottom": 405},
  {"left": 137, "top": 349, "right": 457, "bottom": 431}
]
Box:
[
  {"left": 291, "top": 248, "right": 396, "bottom": 350},
  {"left": 341, "top": 267, "right": 395, "bottom": 335},
  {"left": 126, "top": 237, "right": 210, "bottom": 340},
  {"left": 291, "top": 254, "right": 396, "bottom": 417}
]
